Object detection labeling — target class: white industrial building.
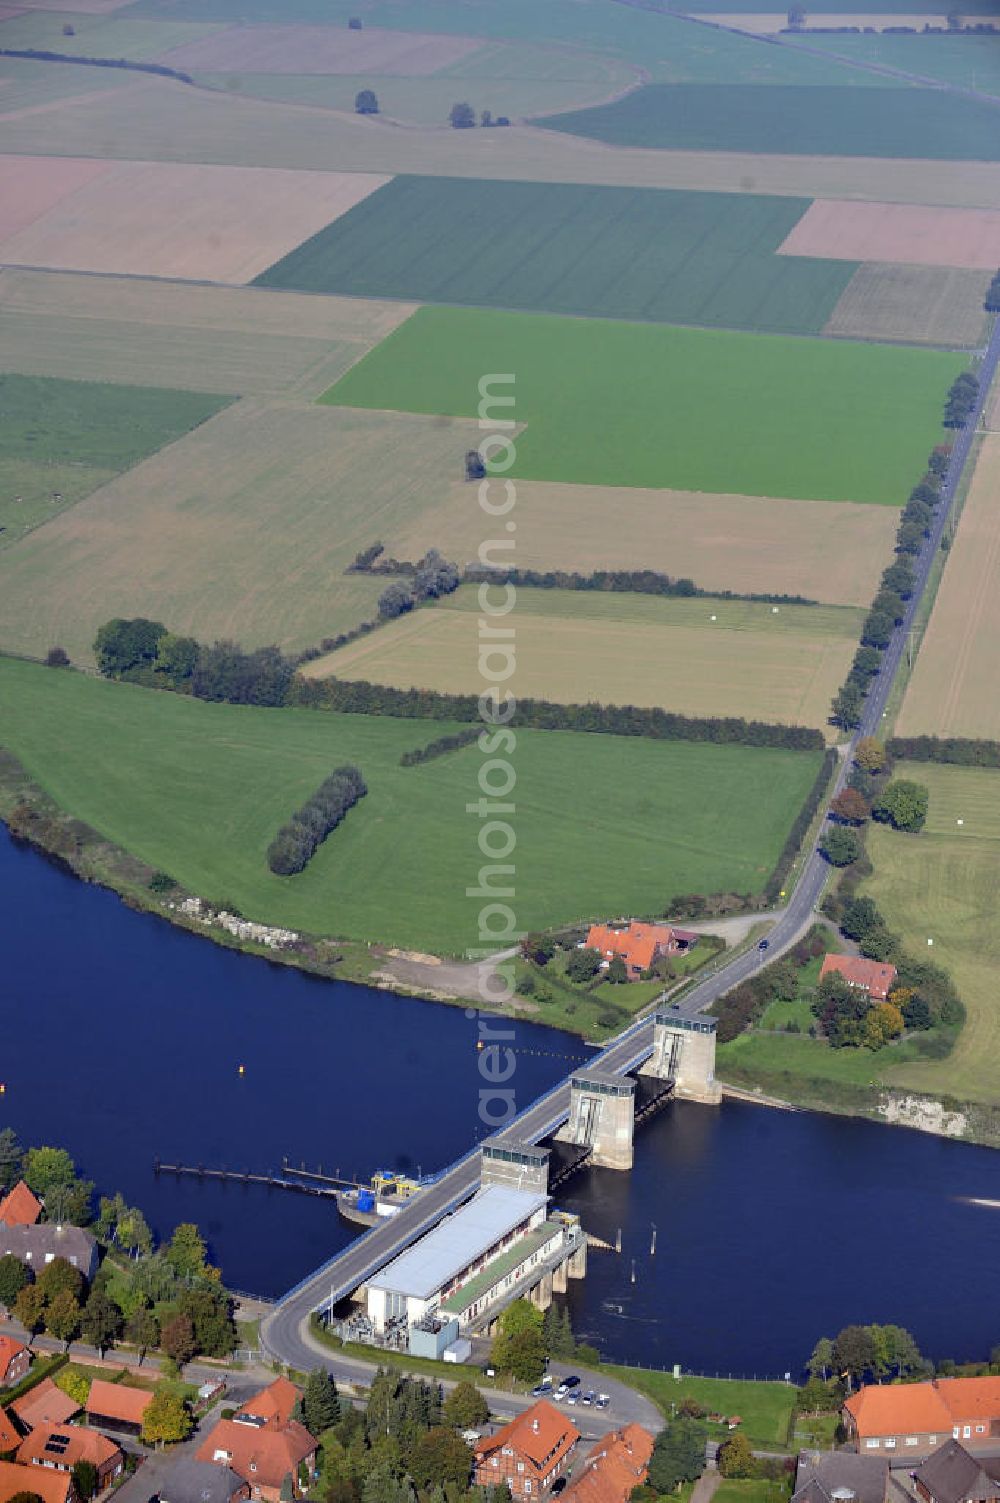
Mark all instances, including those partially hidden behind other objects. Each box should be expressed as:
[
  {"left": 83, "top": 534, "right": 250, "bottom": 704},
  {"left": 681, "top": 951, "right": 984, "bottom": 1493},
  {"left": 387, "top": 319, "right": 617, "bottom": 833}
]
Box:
[{"left": 365, "top": 1184, "right": 563, "bottom": 1336}]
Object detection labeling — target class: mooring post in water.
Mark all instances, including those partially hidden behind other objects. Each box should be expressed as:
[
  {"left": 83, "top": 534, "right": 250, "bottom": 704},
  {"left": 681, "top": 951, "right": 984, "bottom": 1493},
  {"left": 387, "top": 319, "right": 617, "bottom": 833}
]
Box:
[
  {"left": 615, "top": 1227, "right": 622, "bottom": 1254},
  {"left": 650, "top": 1223, "right": 657, "bottom": 1256}
]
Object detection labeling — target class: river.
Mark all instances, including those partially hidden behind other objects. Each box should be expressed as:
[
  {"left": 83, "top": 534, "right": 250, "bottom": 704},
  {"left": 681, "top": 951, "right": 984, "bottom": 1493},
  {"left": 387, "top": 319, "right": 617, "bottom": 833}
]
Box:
[{"left": 2, "top": 828, "right": 999, "bottom": 1374}]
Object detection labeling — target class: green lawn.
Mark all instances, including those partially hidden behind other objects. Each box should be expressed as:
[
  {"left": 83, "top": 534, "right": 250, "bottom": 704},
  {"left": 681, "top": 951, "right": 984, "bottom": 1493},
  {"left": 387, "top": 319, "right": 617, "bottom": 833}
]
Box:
[
  {"left": 0, "top": 658, "right": 822, "bottom": 956},
  {"left": 0, "top": 374, "right": 230, "bottom": 549},
  {"left": 603, "top": 1366, "right": 796, "bottom": 1449},
  {"left": 258, "top": 179, "right": 857, "bottom": 336},
  {"left": 322, "top": 307, "right": 960, "bottom": 503},
  {"left": 543, "top": 83, "right": 1000, "bottom": 159}
]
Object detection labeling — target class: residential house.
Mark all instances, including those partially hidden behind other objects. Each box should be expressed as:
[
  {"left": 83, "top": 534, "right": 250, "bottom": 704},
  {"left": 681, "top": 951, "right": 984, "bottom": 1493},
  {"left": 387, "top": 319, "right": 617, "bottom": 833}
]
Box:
[
  {"left": 844, "top": 1376, "right": 1000, "bottom": 1457},
  {"left": 792, "top": 1449, "right": 890, "bottom": 1503},
  {"left": 160, "top": 1457, "right": 250, "bottom": 1503},
  {"left": 562, "top": 1425, "right": 654, "bottom": 1503},
  {"left": 0, "top": 1337, "right": 30, "bottom": 1388},
  {"left": 914, "top": 1439, "right": 1000, "bottom": 1503},
  {"left": 85, "top": 1379, "right": 153, "bottom": 1437},
  {"left": 819, "top": 955, "right": 897, "bottom": 1003},
  {"left": 234, "top": 1378, "right": 300, "bottom": 1429},
  {"left": 0, "top": 1457, "right": 75, "bottom": 1503},
  {"left": 12, "top": 1379, "right": 80, "bottom": 1433},
  {"left": 585, "top": 922, "right": 698, "bottom": 981},
  {"left": 0, "top": 1184, "right": 42, "bottom": 1228},
  {"left": 473, "top": 1400, "right": 580, "bottom": 1500},
  {"left": 196, "top": 1409, "right": 317, "bottom": 1503},
  {"left": 18, "top": 1424, "right": 125, "bottom": 1490},
  {"left": 0, "top": 1224, "right": 98, "bottom": 1281},
  {"left": 0, "top": 1409, "right": 21, "bottom": 1458}
]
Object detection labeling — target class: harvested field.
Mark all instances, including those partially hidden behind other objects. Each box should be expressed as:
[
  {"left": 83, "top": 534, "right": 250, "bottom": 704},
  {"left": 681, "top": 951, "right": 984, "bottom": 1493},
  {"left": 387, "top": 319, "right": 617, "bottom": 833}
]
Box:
[
  {"left": 257, "top": 177, "right": 857, "bottom": 335},
  {"left": 0, "top": 12, "right": 224, "bottom": 56},
  {"left": 6, "top": 77, "right": 1000, "bottom": 208},
  {"left": 0, "top": 402, "right": 482, "bottom": 665},
  {"left": 13, "top": 0, "right": 135, "bottom": 10},
  {"left": 0, "top": 156, "right": 390, "bottom": 283},
  {"left": 0, "top": 268, "right": 416, "bottom": 397},
  {"left": 155, "top": 22, "right": 482, "bottom": 74},
  {"left": 302, "top": 587, "right": 862, "bottom": 735},
  {"left": 824, "top": 263, "right": 991, "bottom": 346},
  {"left": 323, "top": 307, "right": 960, "bottom": 504},
  {"left": 0, "top": 154, "right": 112, "bottom": 241},
  {"left": 779, "top": 199, "right": 1000, "bottom": 269},
  {"left": 897, "top": 433, "right": 1000, "bottom": 740},
  {"left": 389, "top": 479, "right": 898, "bottom": 608}
]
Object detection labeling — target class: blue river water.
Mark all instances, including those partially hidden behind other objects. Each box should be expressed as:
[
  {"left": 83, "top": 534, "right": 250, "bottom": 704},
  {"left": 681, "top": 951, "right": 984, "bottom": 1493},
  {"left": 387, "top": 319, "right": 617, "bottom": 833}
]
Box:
[{"left": 2, "top": 827, "right": 999, "bottom": 1374}]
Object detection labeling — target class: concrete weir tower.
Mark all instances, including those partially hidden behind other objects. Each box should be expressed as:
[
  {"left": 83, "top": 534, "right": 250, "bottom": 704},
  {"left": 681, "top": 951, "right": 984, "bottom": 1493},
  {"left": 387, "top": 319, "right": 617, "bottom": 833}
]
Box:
[
  {"left": 558, "top": 1068, "right": 637, "bottom": 1170},
  {"left": 642, "top": 1008, "right": 722, "bottom": 1105}
]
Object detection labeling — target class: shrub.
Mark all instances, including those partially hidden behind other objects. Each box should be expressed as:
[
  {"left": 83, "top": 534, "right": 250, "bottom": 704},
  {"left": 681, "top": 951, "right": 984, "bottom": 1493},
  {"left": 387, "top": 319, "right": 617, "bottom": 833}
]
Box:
[
  {"left": 45, "top": 646, "right": 70, "bottom": 668},
  {"left": 267, "top": 766, "right": 367, "bottom": 876}
]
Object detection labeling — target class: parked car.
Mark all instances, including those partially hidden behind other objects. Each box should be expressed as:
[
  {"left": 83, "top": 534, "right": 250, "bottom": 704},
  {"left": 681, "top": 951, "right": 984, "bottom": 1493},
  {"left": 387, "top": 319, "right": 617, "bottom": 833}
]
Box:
[
  {"left": 596, "top": 1394, "right": 610, "bottom": 1409},
  {"left": 531, "top": 1381, "right": 553, "bottom": 1398},
  {"left": 555, "top": 1375, "right": 581, "bottom": 1396},
  {"left": 552, "top": 1481, "right": 568, "bottom": 1495}
]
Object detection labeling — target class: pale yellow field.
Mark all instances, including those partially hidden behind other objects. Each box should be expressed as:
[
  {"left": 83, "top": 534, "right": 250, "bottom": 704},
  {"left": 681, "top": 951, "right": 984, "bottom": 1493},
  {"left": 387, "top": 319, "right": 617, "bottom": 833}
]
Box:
[
  {"left": 388, "top": 478, "right": 897, "bottom": 608},
  {"left": 4, "top": 73, "right": 1000, "bottom": 208},
  {"left": 824, "top": 263, "right": 991, "bottom": 346},
  {"left": 897, "top": 433, "right": 1000, "bottom": 739},
  {"left": 0, "top": 402, "right": 482, "bottom": 667},
  {"left": 701, "top": 12, "right": 994, "bottom": 28},
  {"left": 303, "top": 589, "right": 862, "bottom": 734},
  {"left": 0, "top": 268, "right": 417, "bottom": 397},
  {"left": 779, "top": 198, "right": 1000, "bottom": 269},
  {"left": 0, "top": 156, "right": 390, "bottom": 283}
]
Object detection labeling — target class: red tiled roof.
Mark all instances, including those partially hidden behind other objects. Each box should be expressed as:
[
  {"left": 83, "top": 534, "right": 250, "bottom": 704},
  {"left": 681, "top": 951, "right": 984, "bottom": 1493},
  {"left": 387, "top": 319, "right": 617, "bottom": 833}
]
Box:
[
  {"left": 235, "top": 1377, "right": 301, "bottom": 1429},
  {"left": 86, "top": 1379, "right": 154, "bottom": 1426},
  {"left": 0, "top": 1183, "right": 42, "bottom": 1227},
  {"left": 820, "top": 954, "right": 897, "bottom": 1000},
  {"left": 474, "top": 1399, "right": 580, "bottom": 1475},
  {"left": 0, "top": 1458, "right": 72, "bottom": 1503},
  {"left": 845, "top": 1377, "right": 1000, "bottom": 1439},
  {"left": 564, "top": 1426, "right": 655, "bottom": 1503},
  {"left": 196, "top": 1419, "right": 316, "bottom": 1491},
  {"left": 585, "top": 923, "right": 678, "bottom": 974},
  {"left": 18, "top": 1425, "right": 123, "bottom": 1472},
  {"left": 0, "top": 1337, "right": 26, "bottom": 1385},
  {"left": 0, "top": 1410, "right": 19, "bottom": 1455},
  {"left": 11, "top": 1379, "right": 80, "bottom": 1432}
]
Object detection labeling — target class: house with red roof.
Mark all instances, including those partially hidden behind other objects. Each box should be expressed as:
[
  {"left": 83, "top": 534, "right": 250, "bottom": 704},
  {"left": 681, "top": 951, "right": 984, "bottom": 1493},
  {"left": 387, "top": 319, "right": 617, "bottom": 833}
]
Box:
[
  {"left": 563, "top": 1425, "right": 654, "bottom": 1503},
  {"left": 0, "top": 1183, "right": 42, "bottom": 1228},
  {"left": 844, "top": 1376, "right": 1000, "bottom": 1458},
  {"left": 0, "top": 1336, "right": 30, "bottom": 1388},
  {"left": 819, "top": 954, "right": 897, "bottom": 1003},
  {"left": 234, "top": 1378, "right": 300, "bottom": 1430},
  {"left": 0, "top": 1408, "right": 21, "bottom": 1456},
  {"left": 474, "top": 1399, "right": 580, "bottom": 1500},
  {"left": 18, "top": 1425, "right": 124, "bottom": 1490},
  {"left": 196, "top": 1418, "right": 317, "bottom": 1503},
  {"left": 585, "top": 922, "right": 698, "bottom": 981},
  {"left": 0, "top": 1457, "right": 74, "bottom": 1503},
  {"left": 12, "top": 1378, "right": 80, "bottom": 1433},
  {"left": 85, "top": 1379, "right": 154, "bottom": 1436}
]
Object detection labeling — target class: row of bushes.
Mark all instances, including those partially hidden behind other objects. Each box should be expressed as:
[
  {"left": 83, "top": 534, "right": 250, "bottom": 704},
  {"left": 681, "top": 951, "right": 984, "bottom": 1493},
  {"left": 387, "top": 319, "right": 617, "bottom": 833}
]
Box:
[
  {"left": 0, "top": 46, "right": 194, "bottom": 82},
  {"left": 288, "top": 675, "right": 826, "bottom": 750},
  {"left": 266, "top": 766, "right": 367, "bottom": 876},
  {"left": 888, "top": 733, "right": 1000, "bottom": 767},
  {"left": 399, "top": 728, "right": 480, "bottom": 767},
  {"left": 763, "top": 747, "right": 838, "bottom": 904}
]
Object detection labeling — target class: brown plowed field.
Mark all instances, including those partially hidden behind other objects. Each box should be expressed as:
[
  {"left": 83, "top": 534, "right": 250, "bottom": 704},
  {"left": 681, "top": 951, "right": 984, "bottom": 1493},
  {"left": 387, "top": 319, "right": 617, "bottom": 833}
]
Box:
[
  {"left": 156, "top": 24, "right": 482, "bottom": 76},
  {"left": 0, "top": 153, "right": 112, "bottom": 240},
  {"left": 824, "top": 263, "right": 990, "bottom": 346},
  {"left": 389, "top": 478, "right": 898, "bottom": 608},
  {"left": 778, "top": 198, "right": 1000, "bottom": 269},
  {"left": 897, "top": 434, "right": 1000, "bottom": 739},
  {"left": 0, "top": 156, "right": 390, "bottom": 282}
]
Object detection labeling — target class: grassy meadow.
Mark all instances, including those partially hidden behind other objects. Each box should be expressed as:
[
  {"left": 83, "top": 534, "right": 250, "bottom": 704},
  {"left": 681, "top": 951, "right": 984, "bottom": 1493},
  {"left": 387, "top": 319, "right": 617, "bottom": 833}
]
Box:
[
  {"left": 259, "top": 179, "right": 857, "bottom": 335},
  {"left": 544, "top": 84, "right": 1000, "bottom": 159},
  {"left": 0, "top": 658, "right": 823, "bottom": 956},
  {"left": 602, "top": 1367, "right": 796, "bottom": 1448},
  {"left": 323, "top": 308, "right": 961, "bottom": 502}
]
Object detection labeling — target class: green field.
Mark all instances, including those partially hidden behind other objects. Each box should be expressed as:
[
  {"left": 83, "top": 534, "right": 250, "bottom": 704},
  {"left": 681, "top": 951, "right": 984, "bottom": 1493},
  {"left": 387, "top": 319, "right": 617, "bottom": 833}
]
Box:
[
  {"left": 603, "top": 1367, "right": 796, "bottom": 1449},
  {"left": 0, "top": 374, "right": 230, "bottom": 550},
  {"left": 798, "top": 33, "right": 1000, "bottom": 97},
  {"left": 322, "top": 308, "right": 960, "bottom": 503},
  {"left": 544, "top": 83, "right": 1000, "bottom": 159},
  {"left": 258, "top": 179, "right": 857, "bottom": 335},
  {"left": 0, "top": 658, "right": 822, "bottom": 956}
]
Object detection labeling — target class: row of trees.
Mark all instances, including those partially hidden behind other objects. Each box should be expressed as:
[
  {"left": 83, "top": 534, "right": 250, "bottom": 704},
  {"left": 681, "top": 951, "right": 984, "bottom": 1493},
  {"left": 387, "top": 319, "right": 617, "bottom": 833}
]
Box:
[
  {"left": 399, "top": 728, "right": 480, "bottom": 767},
  {"left": 888, "top": 732, "right": 1000, "bottom": 768},
  {"left": 378, "top": 551, "right": 461, "bottom": 621},
  {"left": 95, "top": 619, "right": 294, "bottom": 707},
  {"left": 945, "top": 371, "right": 980, "bottom": 429},
  {"left": 449, "top": 102, "right": 511, "bottom": 128},
  {"left": 266, "top": 765, "right": 367, "bottom": 876},
  {"left": 986, "top": 268, "right": 1000, "bottom": 312}
]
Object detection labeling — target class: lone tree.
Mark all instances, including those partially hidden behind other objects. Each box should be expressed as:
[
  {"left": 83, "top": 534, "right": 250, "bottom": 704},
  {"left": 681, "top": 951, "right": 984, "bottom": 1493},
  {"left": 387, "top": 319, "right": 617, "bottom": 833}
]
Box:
[
  {"left": 647, "top": 1420, "right": 706, "bottom": 1494},
  {"left": 855, "top": 737, "right": 887, "bottom": 773},
  {"left": 830, "top": 788, "right": 870, "bottom": 825},
  {"left": 442, "top": 1381, "right": 489, "bottom": 1430},
  {"left": 355, "top": 88, "right": 379, "bottom": 115},
  {"left": 820, "top": 826, "right": 862, "bottom": 867},
  {"left": 985, "top": 268, "right": 1000, "bottom": 311},
  {"left": 872, "top": 779, "right": 929, "bottom": 833},
  {"left": 787, "top": 3, "right": 807, "bottom": 25},
  {"left": 45, "top": 646, "right": 70, "bottom": 668},
  {"left": 719, "top": 1433, "right": 755, "bottom": 1480},
  {"left": 450, "top": 101, "right": 476, "bottom": 128},
  {"left": 378, "top": 581, "right": 416, "bottom": 620}
]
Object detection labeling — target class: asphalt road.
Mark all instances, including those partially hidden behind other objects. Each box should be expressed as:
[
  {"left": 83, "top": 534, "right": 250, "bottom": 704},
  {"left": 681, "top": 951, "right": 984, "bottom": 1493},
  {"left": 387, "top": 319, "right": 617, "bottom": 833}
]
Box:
[{"left": 263, "top": 323, "right": 1000, "bottom": 1372}]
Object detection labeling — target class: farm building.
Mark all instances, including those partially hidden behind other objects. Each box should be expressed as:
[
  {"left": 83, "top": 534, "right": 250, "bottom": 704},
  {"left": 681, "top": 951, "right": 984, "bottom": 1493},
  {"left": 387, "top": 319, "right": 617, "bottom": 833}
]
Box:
[
  {"left": 585, "top": 922, "right": 698, "bottom": 979},
  {"left": 844, "top": 1375, "right": 1000, "bottom": 1456},
  {"left": 85, "top": 1379, "right": 153, "bottom": 1436},
  {"left": 819, "top": 954, "right": 897, "bottom": 1002},
  {"left": 474, "top": 1400, "right": 579, "bottom": 1500}
]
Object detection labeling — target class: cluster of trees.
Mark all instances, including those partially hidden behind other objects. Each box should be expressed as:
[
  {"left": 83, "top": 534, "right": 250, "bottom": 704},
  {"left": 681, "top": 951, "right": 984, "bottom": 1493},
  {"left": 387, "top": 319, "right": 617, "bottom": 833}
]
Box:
[
  {"left": 711, "top": 929, "right": 826, "bottom": 1043},
  {"left": 449, "top": 102, "right": 510, "bottom": 128},
  {"left": 827, "top": 763, "right": 928, "bottom": 841},
  {"left": 830, "top": 441, "right": 952, "bottom": 730},
  {"left": 986, "top": 268, "right": 1000, "bottom": 312},
  {"left": 377, "top": 551, "right": 461, "bottom": 621},
  {"left": 872, "top": 778, "right": 928, "bottom": 832},
  {"left": 489, "top": 1298, "right": 596, "bottom": 1384},
  {"left": 399, "top": 729, "right": 480, "bottom": 767},
  {"left": 888, "top": 733, "right": 1000, "bottom": 767},
  {"left": 267, "top": 765, "right": 367, "bottom": 876},
  {"left": 807, "top": 1323, "right": 929, "bottom": 1386},
  {"left": 945, "top": 371, "right": 979, "bottom": 428},
  {"left": 810, "top": 972, "right": 904, "bottom": 1049},
  {"left": 94, "top": 619, "right": 293, "bottom": 707},
  {"left": 290, "top": 675, "right": 825, "bottom": 751}
]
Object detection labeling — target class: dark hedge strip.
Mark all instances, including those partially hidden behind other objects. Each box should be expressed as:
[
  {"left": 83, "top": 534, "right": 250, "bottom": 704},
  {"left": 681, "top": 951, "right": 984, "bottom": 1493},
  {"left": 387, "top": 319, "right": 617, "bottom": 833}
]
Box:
[
  {"left": 288, "top": 674, "right": 825, "bottom": 751},
  {"left": 266, "top": 765, "right": 367, "bottom": 876},
  {"left": 0, "top": 47, "right": 194, "bottom": 82},
  {"left": 763, "top": 746, "right": 837, "bottom": 904},
  {"left": 887, "top": 735, "right": 1000, "bottom": 768},
  {"left": 400, "top": 728, "right": 480, "bottom": 767}
]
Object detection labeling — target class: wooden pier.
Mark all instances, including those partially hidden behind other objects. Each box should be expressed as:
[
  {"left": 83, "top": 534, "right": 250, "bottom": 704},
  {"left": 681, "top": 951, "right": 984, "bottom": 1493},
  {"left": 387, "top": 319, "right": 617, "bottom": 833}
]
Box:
[{"left": 152, "top": 1157, "right": 363, "bottom": 1199}]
